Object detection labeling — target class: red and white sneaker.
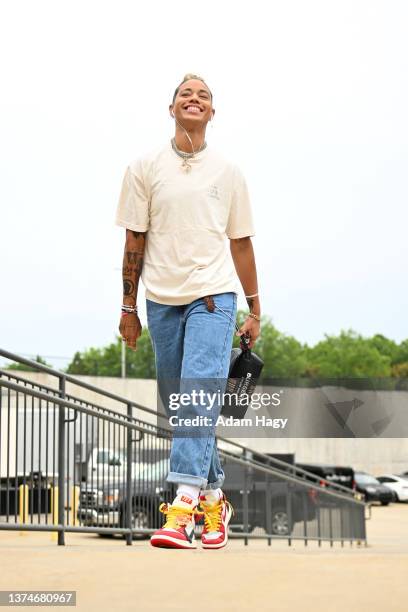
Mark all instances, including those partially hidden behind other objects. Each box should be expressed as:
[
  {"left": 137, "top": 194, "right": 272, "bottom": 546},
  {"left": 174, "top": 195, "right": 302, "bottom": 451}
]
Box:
[
  {"left": 200, "top": 493, "right": 234, "bottom": 549},
  {"left": 150, "top": 502, "right": 200, "bottom": 549}
]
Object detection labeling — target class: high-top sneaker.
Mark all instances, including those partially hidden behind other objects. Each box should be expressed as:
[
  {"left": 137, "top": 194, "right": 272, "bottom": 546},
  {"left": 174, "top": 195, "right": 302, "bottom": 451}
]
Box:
[
  {"left": 150, "top": 500, "right": 200, "bottom": 549},
  {"left": 199, "top": 493, "right": 234, "bottom": 549}
]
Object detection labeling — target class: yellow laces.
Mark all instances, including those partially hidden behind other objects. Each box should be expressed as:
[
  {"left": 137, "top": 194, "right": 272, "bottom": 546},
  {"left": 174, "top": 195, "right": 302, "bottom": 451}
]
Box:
[
  {"left": 201, "top": 499, "right": 234, "bottom": 533},
  {"left": 159, "top": 503, "right": 201, "bottom": 529}
]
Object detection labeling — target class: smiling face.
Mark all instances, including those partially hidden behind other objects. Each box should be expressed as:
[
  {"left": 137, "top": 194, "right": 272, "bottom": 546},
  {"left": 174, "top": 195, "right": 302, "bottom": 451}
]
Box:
[{"left": 170, "top": 78, "right": 214, "bottom": 126}]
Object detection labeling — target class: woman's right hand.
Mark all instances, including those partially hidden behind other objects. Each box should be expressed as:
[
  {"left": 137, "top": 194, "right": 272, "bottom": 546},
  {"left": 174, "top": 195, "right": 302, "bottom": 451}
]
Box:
[{"left": 119, "top": 313, "right": 142, "bottom": 351}]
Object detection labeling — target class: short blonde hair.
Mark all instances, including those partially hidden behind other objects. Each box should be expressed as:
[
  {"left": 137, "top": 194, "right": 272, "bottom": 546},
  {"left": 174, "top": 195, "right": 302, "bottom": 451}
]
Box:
[{"left": 172, "top": 73, "right": 213, "bottom": 104}]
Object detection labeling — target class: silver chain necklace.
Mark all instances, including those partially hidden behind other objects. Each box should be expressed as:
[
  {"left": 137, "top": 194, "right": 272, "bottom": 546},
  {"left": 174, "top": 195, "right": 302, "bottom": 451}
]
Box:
[{"left": 171, "top": 137, "right": 207, "bottom": 172}]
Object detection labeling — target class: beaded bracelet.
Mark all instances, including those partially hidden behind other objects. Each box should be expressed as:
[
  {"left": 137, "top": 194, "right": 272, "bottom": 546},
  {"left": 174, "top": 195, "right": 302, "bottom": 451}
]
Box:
[
  {"left": 121, "top": 304, "right": 138, "bottom": 314},
  {"left": 247, "top": 312, "right": 261, "bottom": 322}
]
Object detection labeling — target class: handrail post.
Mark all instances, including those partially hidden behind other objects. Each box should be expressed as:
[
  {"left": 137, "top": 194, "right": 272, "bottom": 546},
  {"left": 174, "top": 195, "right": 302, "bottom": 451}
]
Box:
[
  {"left": 125, "top": 402, "right": 133, "bottom": 546},
  {"left": 265, "top": 475, "right": 272, "bottom": 546},
  {"left": 361, "top": 503, "right": 368, "bottom": 546},
  {"left": 57, "top": 375, "right": 66, "bottom": 545},
  {"left": 287, "top": 482, "right": 293, "bottom": 547},
  {"left": 243, "top": 449, "right": 249, "bottom": 546}
]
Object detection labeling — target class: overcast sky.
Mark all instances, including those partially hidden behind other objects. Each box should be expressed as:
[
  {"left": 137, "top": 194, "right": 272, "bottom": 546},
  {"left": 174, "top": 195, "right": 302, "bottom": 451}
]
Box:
[{"left": 1, "top": 0, "right": 407, "bottom": 369}]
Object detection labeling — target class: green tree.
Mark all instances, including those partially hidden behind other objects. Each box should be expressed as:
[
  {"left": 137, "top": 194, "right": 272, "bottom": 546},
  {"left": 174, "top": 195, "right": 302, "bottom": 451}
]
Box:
[
  {"left": 63, "top": 314, "right": 405, "bottom": 381},
  {"left": 66, "top": 330, "right": 156, "bottom": 378},
  {"left": 394, "top": 339, "right": 408, "bottom": 366},
  {"left": 305, "top": 329, "right": 391, "bottom": 378},
  {"left": 368, "top": 334, "right": 399, "bottom": 363},
  {"left": 391, "top": 362, "right": 408, "bottom": 378},
  {"left": 4, "top": 354, "right": 52, "bottom": 372}
]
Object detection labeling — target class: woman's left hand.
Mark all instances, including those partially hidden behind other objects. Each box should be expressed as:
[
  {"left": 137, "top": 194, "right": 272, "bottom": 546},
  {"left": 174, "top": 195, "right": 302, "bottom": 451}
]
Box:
[{"left": 235, "top": 316, "right": 260, "bottom": 349}]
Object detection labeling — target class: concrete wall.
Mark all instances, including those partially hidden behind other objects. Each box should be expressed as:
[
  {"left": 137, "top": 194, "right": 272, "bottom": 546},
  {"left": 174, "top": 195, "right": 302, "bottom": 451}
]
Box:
[{"left": 3, "top": 370, "right": 408, "bottom": 476}]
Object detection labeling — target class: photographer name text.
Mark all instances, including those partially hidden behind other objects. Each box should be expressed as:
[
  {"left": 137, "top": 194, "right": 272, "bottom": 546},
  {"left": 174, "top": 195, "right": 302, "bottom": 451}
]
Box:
[{"left": 169, "top": 415, "right": 288, "bottom": 428}]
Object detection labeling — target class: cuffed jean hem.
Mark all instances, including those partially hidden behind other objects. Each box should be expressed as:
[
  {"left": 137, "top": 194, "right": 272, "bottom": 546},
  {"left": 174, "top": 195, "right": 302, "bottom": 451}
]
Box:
[
  {"left": 205, "top": 475, "right": 225, "bottom": 490},
  {"left": 166, "top": 471, "right": 208, "bottom": 489}
]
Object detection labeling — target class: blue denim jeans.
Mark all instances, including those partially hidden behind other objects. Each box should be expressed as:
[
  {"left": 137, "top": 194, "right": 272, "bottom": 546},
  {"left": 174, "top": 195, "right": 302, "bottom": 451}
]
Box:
[{"left": 146, "top": 292, "right": 237, "bottom": 490}]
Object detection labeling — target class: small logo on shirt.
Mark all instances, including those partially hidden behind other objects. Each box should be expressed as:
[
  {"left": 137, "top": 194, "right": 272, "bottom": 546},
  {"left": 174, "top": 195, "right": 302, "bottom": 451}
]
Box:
[{"left": 208, "top": 185, "right": 220, "bottom": 200}]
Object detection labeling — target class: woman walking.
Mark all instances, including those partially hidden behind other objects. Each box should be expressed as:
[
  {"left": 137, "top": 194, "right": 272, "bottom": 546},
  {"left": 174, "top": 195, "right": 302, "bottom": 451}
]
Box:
[{"left": 115, "top": 73, "right": 260, "bottom": 549}]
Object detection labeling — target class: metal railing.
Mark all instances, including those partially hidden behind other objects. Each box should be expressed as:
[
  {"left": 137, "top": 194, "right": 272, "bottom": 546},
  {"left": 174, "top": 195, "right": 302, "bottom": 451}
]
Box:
[{"left": 0, "top": 348, "right": 367, "bottom": 546}]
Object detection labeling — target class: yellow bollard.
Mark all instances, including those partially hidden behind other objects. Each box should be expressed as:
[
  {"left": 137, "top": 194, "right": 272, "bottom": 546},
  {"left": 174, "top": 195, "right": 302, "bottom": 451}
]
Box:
[
  {"left": 71, "top": 486, "right": 80, "bottom": 526},
  {"left": 51, "top": 485, "right": 58, "bottom": 541},
  {"left": 18, "top": 484, "right": 29, "bottom": 536}
]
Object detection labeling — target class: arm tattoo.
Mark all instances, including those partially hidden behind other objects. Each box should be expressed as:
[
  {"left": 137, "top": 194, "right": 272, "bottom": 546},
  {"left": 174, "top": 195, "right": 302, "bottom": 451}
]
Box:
[
  {"left": 126, "top": 252, "right": 138, "bottom": 264},
  {"left": 122, "top": 232, "right": 146, "bottom": 303},
  {"left": 122, "top": 265, "right": 136, "bottom": 276},
  {"left": 135, "top": 254, "right": 144, "bottom": 275},
  {"left": 123, "top": 279, "right": 135, "bottom": 296},
  {"left": 125, "top": 252, "right": 144, "bottom": 273}
]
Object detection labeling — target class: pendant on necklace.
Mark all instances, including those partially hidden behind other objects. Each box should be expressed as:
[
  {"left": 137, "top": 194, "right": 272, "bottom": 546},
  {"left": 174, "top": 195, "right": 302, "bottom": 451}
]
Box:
[{"left": 182, "top": 158, "right": 191, "bottom": 172}]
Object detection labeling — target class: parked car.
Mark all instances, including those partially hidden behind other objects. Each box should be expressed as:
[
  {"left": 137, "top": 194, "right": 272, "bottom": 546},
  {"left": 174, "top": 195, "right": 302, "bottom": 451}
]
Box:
[
  {"left": 376, "top": 474, "right": 408, "bottom": 502},
  {"left": 78, "top": 447, "right": 149, "bottom": 485},
  {"left": 295, "top": 463, "right": 355, "bottom": 490},
  {"left": 354, "top": 471, "right": 393, "bottom": 505},
  {"left": 77, "top": 457, "right": 174, "bottom": 539},
  {"left": 221, "top": 456, "right": 317, "bottom": 536}
]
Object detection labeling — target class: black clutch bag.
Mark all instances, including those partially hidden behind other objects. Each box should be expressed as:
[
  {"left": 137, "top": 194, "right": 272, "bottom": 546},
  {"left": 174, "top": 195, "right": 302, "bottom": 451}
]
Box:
[{"left": 221, "top": 332, "right": 264, "bottom": 419}]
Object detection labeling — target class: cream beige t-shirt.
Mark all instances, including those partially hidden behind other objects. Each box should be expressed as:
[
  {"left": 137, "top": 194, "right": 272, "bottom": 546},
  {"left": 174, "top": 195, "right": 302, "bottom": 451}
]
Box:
[{"left": 115, "top": 141, "right": 255, "bottom": 305}]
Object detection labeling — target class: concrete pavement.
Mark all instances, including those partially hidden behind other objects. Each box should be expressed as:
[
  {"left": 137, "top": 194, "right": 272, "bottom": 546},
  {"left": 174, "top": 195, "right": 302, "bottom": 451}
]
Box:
[{"left": 0, "top": 504, "right": 407, "bottom": 611}]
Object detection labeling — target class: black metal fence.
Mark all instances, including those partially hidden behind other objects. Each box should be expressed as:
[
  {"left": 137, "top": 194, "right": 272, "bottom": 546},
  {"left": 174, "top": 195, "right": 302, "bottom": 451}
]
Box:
[{"left": 0, "top": 349, "right": 367, "bottom": 546}]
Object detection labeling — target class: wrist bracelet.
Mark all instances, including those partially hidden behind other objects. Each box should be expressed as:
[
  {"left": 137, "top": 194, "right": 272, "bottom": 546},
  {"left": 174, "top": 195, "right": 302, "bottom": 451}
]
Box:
[
  {"left": 247, "top": 312, "right": 261, "bottom": 322},
  {"left": 121, "top": 304, "right": 138, "bottom": 314},
  {"left": 245, "top": 293, "right": 259, "bottom": 299}
]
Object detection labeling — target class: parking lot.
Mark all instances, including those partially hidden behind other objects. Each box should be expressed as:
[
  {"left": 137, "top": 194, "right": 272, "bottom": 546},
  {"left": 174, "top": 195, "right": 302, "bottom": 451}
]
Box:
[{"left": 0, "top": 503, "right": 407, "bottom": 611}]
